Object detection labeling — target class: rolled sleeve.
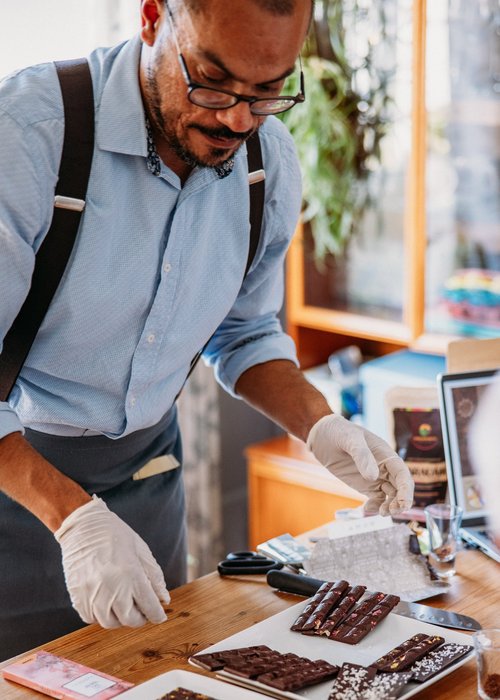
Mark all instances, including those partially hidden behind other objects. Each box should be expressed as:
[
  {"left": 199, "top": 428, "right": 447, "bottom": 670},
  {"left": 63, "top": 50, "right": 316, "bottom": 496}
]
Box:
[{"left": 0, "top": 403, "right": 25, "bottom": 439}]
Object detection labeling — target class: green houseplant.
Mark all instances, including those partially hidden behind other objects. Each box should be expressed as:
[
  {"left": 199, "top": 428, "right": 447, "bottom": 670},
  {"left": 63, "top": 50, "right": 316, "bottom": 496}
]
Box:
[{"left": 280, "top": 0, "right": 395, "bottom": 259}]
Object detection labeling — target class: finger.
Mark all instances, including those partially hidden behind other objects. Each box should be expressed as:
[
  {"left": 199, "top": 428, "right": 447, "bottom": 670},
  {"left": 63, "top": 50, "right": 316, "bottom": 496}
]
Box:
[
  {"left": 112, "top": 596, "right": 148, "bottom": 628},
  {"left": 347, "top": 440, "right": 379, "bottom": 481},
  {"left": 138, "top": 543, "right": 171, "bottom": 606},
  {"left": 91, "top": 595, "right": 122, "bottom": 629},
  {"left": 363, "top": 492, "right": 386, "bottom": 515},
  {"left": 134, "top": 578, "right": 168, "bottom": 624},
  {"left": 382, "top": 456, "right": 414, "bottom": 507}
]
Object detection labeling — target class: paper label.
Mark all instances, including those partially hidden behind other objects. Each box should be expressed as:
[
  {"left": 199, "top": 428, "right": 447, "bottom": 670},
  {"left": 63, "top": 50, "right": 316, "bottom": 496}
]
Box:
[{"left": 63, "top": 673, "right": 116, "bottom": 697}]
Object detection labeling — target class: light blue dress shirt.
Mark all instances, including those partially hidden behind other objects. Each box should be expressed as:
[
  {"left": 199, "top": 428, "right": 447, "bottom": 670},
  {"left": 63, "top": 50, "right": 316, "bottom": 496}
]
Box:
[{"left": 0, "top": 36, "right": 301, "bottom": 439}]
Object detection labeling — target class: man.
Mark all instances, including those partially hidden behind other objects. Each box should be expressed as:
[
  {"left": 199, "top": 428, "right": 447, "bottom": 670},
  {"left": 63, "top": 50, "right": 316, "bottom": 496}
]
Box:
[{"left": 0, "top": 0, "right": 414, "bottom": 660}]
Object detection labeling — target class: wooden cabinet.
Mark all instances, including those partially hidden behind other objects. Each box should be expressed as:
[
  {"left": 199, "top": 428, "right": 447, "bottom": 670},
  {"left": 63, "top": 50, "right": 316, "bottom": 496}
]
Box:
[
  {"left": 245, "top": 435, "right": 363, "bottom": 549},
  {"left": 286, "top": 0, "right": 500, "bottom": 370}
]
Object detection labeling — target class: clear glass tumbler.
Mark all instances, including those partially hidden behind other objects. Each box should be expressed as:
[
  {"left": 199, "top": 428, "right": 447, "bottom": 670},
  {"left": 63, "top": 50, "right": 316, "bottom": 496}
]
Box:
[
  {"left": 473, "top": 629, "right": 500, "bottom": 700},
  {"left": 424, "top": 503, "right": 463, "bottom": 578}
]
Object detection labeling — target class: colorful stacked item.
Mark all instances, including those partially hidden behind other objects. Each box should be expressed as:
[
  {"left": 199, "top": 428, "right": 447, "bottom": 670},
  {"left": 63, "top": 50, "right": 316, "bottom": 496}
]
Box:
[{"left": 442, "top": 268, "right": 500, "bottom": 328}]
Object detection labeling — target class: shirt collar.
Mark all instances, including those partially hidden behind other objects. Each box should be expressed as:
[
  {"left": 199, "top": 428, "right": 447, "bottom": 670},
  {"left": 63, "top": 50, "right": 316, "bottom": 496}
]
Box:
[
  {"left": 97, "top": 34, "right": 238, "bottom": 180},
  {"left": 97, "top": 35, "right": 148, "bottom": 158}
]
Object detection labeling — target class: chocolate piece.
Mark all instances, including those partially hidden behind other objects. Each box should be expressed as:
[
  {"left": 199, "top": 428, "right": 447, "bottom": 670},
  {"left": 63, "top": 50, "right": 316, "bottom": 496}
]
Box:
[
  {"left": 328, "top": 663, "right": 376, "bottom": 699},
  {"left": 291, "top": 582, "right": 333, "bottom": 631},
  {"left": 191, "top": 645, "right": 271, "bottom": 671},
  {"left": 410, "top": 643, "right": 473, "bottom": 681},
  {"left": 258, "top": 658, "right": 339, "bottom": 692},
  {"left": 372, "top": 634, "right": 429, "bottom": 670},
  {"left": 316, "top": 585, "right": 366, "bottom": 636},
  {"left": 198, "top": 644, "right": 339, "bottom": 692},
  {"left": 378, "top": 635, "right": 445, "bottom": 672},
  {"left": 300, "top": 581, "right": 350, "bottom": 632},
  {"left": 328, "top": 593, "right": 400, "bottom": 645},
  {"left": 157, "top": 688, "right": 219, "bottom": 700},
  {"left": 362, "top": 672, "right": 413, "bottom": 699}
]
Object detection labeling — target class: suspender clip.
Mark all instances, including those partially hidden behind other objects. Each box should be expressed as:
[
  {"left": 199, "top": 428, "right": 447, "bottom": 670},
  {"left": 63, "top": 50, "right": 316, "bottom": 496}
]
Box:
[
  {"left": 248, "top": 169, "right": 266, "bottom": 185},
  {"left": 54, "top": 195, "right": 86, "bottom": 212}
]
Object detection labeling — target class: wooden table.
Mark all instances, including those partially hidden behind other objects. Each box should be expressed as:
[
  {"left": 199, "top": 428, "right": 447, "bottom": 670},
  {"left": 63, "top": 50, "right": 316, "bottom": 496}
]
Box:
[{"left": 0, "top": 547, "right": 498, "bottom": 699}]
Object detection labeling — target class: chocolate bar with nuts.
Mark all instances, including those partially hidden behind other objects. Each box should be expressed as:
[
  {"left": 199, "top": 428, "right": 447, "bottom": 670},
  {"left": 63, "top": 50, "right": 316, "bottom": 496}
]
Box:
[
  {"left": 291, "top": 581, "right": 334, "bottom": 631},
  {"left": 299, "top": 579, "right": 350, "bottom": 632},
  {"left": 328, "top": 594, "right": 400, "bottom": 645},
  {"left": 315, "top": 585, "right": 367, "bottom": 637},
  {"left": 377, "top": 635, "right": 445, "bottom": 672},
  {"left": 372, "top": 634, "right": 430, "bottom": 670}
]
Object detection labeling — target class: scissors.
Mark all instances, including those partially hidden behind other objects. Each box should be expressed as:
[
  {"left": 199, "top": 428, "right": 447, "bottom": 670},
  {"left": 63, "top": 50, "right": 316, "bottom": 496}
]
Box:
[{"left": 217, "top": 550, "right": 284, "bottom": 576}]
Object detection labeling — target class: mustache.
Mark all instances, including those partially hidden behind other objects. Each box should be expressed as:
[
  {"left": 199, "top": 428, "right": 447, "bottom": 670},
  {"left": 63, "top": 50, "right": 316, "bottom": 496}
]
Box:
[{"left": 190, "top": 124, "right": 254, "bottom": 141}]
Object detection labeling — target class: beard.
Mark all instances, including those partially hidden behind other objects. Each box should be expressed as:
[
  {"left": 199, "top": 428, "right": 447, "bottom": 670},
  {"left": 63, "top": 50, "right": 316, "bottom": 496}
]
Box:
[{"left": 143, "top": 59, "right": 255, "bottom": 172}]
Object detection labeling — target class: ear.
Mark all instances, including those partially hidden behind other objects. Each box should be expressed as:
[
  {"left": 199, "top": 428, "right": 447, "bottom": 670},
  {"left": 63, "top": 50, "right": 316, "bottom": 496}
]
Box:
[{"left": 140, "top": 0, "right": 163, "bottom": 45}]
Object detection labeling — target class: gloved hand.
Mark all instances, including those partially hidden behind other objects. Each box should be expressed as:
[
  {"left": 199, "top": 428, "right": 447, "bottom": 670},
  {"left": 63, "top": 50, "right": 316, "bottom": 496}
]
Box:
[
  {"left": 307, "top": 414, "right": 414, "bottom": 516},
  {"left": 54, "top": 495, "right": 170, "bottom": 628}
]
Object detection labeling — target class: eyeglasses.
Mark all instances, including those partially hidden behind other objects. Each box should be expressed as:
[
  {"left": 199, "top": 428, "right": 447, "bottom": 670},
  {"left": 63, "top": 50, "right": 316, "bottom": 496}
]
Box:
[{"left": 165, "top": 6, "right": 305, "bottom": 116}]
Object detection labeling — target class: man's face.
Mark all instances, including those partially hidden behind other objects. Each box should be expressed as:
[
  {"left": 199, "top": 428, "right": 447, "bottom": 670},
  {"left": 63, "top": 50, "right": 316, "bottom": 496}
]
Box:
[{"left": 139, "top": 0, "right": 309, "bottom": 174}]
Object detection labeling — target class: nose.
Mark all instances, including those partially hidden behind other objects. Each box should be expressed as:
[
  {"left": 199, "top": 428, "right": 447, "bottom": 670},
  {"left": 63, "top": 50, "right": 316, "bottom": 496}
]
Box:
[{"left": 215, "top": 100, "right": 257, "bottom": 134}]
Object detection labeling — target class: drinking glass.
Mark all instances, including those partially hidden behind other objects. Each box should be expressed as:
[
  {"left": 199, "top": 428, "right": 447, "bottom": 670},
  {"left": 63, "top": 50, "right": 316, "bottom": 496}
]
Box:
[
  {"left": 473, "top": 629, "right": 500, "bottom": 700},
  {"left": 424, "top": 503, "right": 463, "bottom": 578}
]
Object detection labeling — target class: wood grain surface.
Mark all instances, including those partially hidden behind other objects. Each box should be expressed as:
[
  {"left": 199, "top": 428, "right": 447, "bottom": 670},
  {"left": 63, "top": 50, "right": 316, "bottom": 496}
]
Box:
[{"left": 0, "top": 548, "right": 498, "bottom": 699}]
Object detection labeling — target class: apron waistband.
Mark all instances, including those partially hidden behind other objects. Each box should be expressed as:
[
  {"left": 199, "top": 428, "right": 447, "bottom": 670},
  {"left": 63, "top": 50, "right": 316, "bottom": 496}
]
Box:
[{"left": 24, "top": 408, "right": 180, "bottom": 493}]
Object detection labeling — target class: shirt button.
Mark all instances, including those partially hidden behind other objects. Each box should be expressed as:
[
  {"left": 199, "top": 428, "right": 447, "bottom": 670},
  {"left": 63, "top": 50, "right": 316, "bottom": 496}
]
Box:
[
  {"left": 130, "top": 396, "right": 136, "bottom": 407},
  {"left": 163, "top": 262, "right": 172, "bottom": 273},
  {"left": 147, "top": 333, "right": 156, "bottom": 344}
]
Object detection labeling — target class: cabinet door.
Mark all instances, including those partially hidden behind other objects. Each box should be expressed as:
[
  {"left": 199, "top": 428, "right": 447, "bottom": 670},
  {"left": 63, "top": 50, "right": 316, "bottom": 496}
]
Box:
[
  {"left": 424, "top": 0, "right": 500, "bottom": 341},
  {"left": 287, "top": 0, "right": 419, "bottom": 347}
]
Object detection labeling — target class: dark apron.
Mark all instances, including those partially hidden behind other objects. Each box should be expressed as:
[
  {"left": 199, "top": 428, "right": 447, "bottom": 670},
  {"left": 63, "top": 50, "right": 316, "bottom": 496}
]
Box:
[{"left": 0, "top": 408, "right": 187, "bottom": 661}]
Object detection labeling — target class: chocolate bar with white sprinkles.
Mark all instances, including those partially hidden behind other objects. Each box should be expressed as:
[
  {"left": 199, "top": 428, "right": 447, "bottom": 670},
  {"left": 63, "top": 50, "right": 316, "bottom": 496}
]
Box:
[{"left": 409, "top": 642, "right": 472, "bottom": 681}]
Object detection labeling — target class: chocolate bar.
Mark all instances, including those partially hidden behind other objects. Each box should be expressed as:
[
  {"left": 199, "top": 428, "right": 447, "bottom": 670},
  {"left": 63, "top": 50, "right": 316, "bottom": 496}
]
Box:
[
  {"left": 328, "top": 594, "right": 400, "bottom": 645},
  {"left": 300, "top": 579, "right": 350, "bottom": 631},
  {"left": 372, "top": 634, "right": 430, "bottom": 670},
  {"left": 291, "top": 582, "right": 334, "bottom": 631},
  {"left": 362, "top": 672, "right": 413, "bottom": 699},
  {"left": 192, "top": 645, "right": 338, "bottom": 692},
  {"left": 410, "top": 643, "right": 472, "bottom": 681},
  {"left": 258, "top": 658, "right": 339, "bottom": 692},
  {"left": 377, "top": 635, "right": 445, "bottom": 672},
  {"left": 315, "top": 585, "right": 366, "bottom": 636},
  {"left": 191, "top": 645, "right": 271, "bottom": 671},
  {"left": 157, "top": 689, "right": 219, "bottom": 700},
  {"left": 328, "top": 663, "right": 376, "bottom": 699}
]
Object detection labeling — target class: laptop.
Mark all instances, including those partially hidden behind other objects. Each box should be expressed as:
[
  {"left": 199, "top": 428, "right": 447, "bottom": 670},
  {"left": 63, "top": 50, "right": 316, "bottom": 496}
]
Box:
[{"left": 438, "top": 368, "right": 500, "bottom": 563}]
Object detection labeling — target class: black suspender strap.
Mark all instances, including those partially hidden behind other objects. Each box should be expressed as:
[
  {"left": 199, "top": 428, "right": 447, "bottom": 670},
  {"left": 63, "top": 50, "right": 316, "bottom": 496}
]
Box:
[
  {"left": 179, "top": 131, "right": 265, "bottom": 392},
  {"left": 0, "top": 59, "right": 94, "bottom": 402}
]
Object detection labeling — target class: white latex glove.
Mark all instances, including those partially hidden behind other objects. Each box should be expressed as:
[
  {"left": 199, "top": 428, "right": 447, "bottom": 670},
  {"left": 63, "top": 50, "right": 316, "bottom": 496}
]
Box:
[
  {"left": 307, "top": 414, "right": 414, "bottom": 516},
  {"left": 469, "top": 377, "right": 500, "bottom": 543},
  {"left": 54, "top": 495, "right": 170, "bottom": 628}
]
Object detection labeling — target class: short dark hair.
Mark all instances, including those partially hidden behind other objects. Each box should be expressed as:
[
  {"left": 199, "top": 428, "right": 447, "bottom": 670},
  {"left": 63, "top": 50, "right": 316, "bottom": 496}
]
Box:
[{"left": 179, "top": 0, "right": 312, "bottom": 17}]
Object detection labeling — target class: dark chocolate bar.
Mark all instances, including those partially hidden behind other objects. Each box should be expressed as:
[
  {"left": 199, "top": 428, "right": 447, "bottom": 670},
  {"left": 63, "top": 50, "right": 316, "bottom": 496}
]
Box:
[
  {"left": 258, "top": 658, "right": 339, "bottom": 692},
  {"left": 157, "top": 688, "right": 219, "bottom": 700},
  {"left": 410, "top": 643, "right": 472, "bottom": 681},
  {"left": 194, "top": 644, "right": 338, "bottom": 692},
  {"left": 362, "top": 672, "right": 413, "bottom": 699},
  {"left": 328, "top": 662, "right": 376, "bottom": 699},
  {"left": 315, "top": 585, "right": 366, "bottom": 636},
  {"left": 191, "top": 645, "right": 271, "bottom": 671},
  {"left": 291, "top": 581, "right": 333, "bottom": 631},
  {"left": 377, "top": 635, "right": 445, "bottom": 672},
  {"left": 372, "top": 634, "right": 430, "bottom": 670},
  {"left": 328, "top": 593, "right": 400, "bottom": 645},
  {"left": 300, "top": 579, "right": 350, "bottom": 631}
]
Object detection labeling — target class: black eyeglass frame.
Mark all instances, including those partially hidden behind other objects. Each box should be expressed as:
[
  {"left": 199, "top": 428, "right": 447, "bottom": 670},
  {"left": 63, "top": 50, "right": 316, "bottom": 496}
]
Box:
[{"left": 165, "top": 6, "right": 306, "bottom": 116}]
